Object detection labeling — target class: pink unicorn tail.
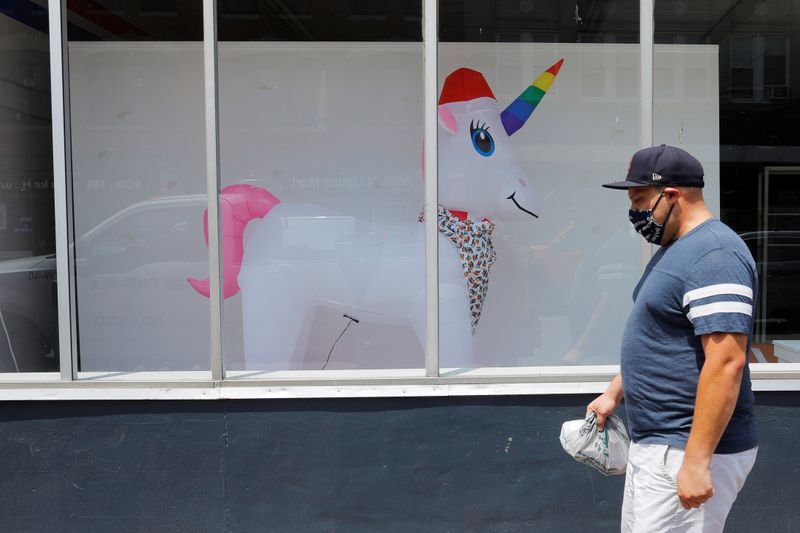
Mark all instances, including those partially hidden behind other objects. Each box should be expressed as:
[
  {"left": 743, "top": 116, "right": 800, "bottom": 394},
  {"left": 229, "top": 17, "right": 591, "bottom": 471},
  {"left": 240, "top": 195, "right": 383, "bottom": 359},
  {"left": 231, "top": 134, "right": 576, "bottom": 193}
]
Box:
[{"left": 188, "top": 183, "right": 280, "bottom": 299}]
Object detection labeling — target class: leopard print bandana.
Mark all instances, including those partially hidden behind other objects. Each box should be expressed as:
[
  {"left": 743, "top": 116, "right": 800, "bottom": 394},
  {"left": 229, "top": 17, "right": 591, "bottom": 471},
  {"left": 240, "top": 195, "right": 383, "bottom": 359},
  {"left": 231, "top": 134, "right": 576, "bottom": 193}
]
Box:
[{"left": 419, "top": 206, "right": 496, "bottom": 333}]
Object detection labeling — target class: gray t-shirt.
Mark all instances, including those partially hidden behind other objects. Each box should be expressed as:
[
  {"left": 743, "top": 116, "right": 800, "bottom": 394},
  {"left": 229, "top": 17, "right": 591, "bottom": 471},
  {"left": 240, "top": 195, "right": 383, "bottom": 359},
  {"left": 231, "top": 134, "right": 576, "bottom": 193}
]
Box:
[{"left": 621, "top": 218, "right": 758, "bottom": 454}]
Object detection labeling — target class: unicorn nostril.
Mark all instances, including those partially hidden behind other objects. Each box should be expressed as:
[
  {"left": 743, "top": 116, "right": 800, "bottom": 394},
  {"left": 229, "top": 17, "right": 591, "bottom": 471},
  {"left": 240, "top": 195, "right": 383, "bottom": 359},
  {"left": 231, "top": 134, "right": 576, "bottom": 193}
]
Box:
[{"left": 518, "top": 178, "right": 528, "bottom": 188}]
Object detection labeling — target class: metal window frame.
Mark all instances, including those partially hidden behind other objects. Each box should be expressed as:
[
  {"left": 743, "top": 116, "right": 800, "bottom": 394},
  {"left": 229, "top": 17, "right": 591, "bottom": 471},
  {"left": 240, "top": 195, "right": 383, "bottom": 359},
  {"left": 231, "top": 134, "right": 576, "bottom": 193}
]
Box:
[
  {"left": 641, "top": 0, "right": 654, "bottom": 149},
  {"left": 11, "top": 0, "right": 800, "bottom": 398},
  {"left": 756, "top": 166, "right": 800, "bottom": 343},
  {"left": 49, "top": 0, "right": 76, "bottom": 381},
  {"left": 423, "top": 0, "right": 439, "bottom": 378},
  {"left": 639, "top": 0, "right": 655, "bottom": 270},
  {"left": 203, "top": 0, "right": 225, "bottom": 381}
]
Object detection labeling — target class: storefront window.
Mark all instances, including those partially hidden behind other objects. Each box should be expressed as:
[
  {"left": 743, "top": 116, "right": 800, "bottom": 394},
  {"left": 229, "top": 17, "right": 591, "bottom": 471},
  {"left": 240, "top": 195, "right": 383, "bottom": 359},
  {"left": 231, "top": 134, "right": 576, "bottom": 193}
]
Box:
[
  {"left": 7, "top": 0, "right": 800, "bottom": 389},
  {"left": 437, "top": 0, "right": 641, "bottom": 367},
  {"left": 0, "top": 4, "right": 58, "bottom": 372},
  {"left": 656, "top": 0, "right": 800, "bottom": 364},
  {"left": 67, "top": 1, "right": 209, "bottom": 371},
  {"left": 213, "top": 2, "right": 425, "bottom": 371}
]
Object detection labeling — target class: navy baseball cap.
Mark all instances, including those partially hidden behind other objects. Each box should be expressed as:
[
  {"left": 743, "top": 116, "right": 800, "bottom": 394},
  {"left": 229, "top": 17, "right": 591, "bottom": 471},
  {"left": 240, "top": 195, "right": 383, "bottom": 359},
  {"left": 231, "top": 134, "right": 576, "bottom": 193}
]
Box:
[{"left": 602, "top": 144, "right": 705, "bottom": 189}]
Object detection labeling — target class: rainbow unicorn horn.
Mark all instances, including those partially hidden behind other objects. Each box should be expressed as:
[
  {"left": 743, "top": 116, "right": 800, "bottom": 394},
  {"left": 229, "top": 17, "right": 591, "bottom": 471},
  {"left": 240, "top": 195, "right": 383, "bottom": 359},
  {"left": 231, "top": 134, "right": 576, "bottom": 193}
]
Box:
[{"left": 501, "top": 58, "right": 564, "bottom": 136}]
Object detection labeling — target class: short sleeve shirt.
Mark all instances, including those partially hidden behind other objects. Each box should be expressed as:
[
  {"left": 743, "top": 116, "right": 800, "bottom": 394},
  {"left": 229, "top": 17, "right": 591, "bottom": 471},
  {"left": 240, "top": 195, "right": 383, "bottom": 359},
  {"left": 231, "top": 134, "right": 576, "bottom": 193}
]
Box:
[{"left": 620, "top": 219, "right": 758, "bottom": 454}]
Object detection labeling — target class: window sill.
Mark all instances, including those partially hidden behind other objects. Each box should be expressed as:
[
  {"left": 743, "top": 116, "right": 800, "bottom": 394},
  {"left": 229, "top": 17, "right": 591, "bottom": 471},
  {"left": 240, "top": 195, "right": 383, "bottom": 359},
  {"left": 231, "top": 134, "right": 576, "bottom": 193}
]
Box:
[{"left": 0, "top": 363, "right": 797, "bottom": 400}]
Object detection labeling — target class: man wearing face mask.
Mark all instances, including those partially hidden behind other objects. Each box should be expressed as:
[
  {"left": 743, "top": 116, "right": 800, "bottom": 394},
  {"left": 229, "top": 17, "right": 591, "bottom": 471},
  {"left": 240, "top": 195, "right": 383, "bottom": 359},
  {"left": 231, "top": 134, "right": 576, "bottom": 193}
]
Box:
[{"left": 587, "top": 145, "right": 758, "bottom": 533}]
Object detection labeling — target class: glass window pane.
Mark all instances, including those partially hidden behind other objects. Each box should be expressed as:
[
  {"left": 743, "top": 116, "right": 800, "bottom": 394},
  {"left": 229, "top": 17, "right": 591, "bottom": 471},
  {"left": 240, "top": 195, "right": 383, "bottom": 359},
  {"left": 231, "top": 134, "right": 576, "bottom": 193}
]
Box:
[
  {"left": 0, "top": 4, "right": 58, "bottom": 372},
  {"left": 764, "top": 38, "right": 787, "bottom": 86},
  {"left": 437, "top": 1, "right": 640, "bottom": 367},
  {"left": 731, "top": 68, "right": 754, "bottom": 99},
  {"left": 218, "top": 1, "right": 420, "bottom": 41},
  {"left": 216, "top": 3, "right": 425, "bottom": 372},
  {"left": 730, "top": 37, "right": 753, "bottom": 68},
  {"left": 67, "top": 2, "right": 209, "bottom": 372},
  {"left": 656, "top": 0, "right": 800, "bottom": 363},
  {"left": 765, "top": 36, "right": 786, "bottom": 55}
]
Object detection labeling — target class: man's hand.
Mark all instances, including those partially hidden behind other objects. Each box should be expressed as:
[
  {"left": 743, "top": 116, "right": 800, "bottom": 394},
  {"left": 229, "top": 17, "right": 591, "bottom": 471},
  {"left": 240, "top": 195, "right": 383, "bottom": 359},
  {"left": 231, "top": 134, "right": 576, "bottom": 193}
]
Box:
[
  {"left": 587, "top": 393, "right": 618, "bottom": 432},
  {"left": 676, "top": 460, "right": 714, "bottom": 509},
  {"left": 586, "top": 374, "right": 624, "bottom": 432}
]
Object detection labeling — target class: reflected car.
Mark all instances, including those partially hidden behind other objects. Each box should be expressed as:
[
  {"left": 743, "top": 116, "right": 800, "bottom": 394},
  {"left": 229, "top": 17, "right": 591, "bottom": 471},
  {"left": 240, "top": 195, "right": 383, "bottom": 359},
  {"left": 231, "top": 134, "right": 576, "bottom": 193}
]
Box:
[
  {"left": 0, "top": 195, "right": 210, "bottom": 372},
  {"left": 0, "top": 254, "right": 59, "bottom": 372}
]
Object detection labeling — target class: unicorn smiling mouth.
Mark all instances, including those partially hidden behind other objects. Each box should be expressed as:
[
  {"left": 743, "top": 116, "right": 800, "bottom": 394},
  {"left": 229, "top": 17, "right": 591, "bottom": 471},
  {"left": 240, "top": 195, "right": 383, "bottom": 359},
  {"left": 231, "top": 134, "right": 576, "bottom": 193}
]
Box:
[{"left": 507, "top": 191, "right": 539, "bottom": 219}]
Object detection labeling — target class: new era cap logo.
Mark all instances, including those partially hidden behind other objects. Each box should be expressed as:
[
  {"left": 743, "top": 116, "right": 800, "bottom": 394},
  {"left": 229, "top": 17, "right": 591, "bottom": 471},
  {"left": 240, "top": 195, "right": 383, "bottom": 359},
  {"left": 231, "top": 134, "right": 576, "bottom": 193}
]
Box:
[{"left": 652, "top": 173, "right": 662, "bottom": 181}]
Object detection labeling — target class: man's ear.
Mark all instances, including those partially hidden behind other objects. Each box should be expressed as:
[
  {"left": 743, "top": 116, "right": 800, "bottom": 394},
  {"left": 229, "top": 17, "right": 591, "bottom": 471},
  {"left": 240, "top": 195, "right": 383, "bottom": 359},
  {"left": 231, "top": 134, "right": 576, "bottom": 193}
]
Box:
[{"left": 664, "top": 187, "right": 681, "bottom": 203}]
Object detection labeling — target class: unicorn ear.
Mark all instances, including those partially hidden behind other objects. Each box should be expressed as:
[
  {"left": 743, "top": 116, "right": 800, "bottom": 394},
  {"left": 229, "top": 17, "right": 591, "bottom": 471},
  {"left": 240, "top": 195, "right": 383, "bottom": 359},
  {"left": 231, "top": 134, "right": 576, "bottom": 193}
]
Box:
[
  {"left": 438, "top": 105, "right": 457, "bottom": 135},
  {"left": 501, "top": 58, "right": 564, "bottom": 136}
]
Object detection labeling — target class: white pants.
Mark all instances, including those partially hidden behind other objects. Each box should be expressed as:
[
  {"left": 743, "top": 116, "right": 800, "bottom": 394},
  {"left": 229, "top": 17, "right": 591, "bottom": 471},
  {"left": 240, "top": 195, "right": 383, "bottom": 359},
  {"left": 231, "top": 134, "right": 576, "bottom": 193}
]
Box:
[{"left": 621, "top": 442, "right": 757, "bottom": 533}]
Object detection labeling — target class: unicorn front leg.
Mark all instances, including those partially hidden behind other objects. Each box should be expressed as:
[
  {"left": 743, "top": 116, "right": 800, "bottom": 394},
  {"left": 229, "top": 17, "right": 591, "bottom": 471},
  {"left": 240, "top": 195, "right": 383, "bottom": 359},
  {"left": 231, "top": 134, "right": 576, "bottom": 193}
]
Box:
[
  {"left": 409, "top": 231, "right": 475, "bottom": 369},
  {"left": 438, "top": 282, "right": 475, "bottom": 368},
  {"left": 410, "top": 282, "right": 474, "bottom": 371},
  {"left": 238, "top": 262, "right": 314, "bottom": 370}
]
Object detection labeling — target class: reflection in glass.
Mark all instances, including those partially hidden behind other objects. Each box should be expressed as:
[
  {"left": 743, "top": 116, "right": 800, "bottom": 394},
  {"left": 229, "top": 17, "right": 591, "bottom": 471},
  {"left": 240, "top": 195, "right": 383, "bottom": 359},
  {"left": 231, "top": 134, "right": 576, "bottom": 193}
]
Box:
[
  {"left": 655, "top": 0, "right": 800, "bottom": 363},
  {"left": 440, "top": 0, "right": 639, "bottom": 43},
  {"left": 0, "top": 5, "right": 58, "bottom": 372},
  {"left": 438, "top": 0, "right": 641, "bottom": 367},
  {"left": 68, "top": 3, "right": 208, "bottom": 371},
  {"left": 217, "top": 0, "right": 420, "bottom": 41},
  {"left": 214, "top": 4, "right": 425, "bottom": 372}
]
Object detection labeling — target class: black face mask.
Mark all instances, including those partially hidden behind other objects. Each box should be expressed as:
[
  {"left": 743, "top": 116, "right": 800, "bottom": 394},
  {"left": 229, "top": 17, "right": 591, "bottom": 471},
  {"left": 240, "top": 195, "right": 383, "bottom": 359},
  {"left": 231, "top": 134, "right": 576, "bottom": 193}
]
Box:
[{"left": 628, "top": 192, "right": 675, "bottom": 245}]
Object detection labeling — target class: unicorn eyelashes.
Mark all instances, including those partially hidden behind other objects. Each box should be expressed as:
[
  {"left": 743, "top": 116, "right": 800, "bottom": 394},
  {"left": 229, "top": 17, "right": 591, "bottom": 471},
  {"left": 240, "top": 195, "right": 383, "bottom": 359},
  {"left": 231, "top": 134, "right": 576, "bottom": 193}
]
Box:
[{"left": 469, "top": 120, "right": 494, "bottom": 157}]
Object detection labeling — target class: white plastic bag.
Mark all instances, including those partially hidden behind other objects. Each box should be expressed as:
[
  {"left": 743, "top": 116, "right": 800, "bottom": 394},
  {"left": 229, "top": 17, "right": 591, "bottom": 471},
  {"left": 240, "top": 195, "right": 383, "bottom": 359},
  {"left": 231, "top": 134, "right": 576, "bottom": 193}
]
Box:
[{"left": 559, "top": 411, "right": 630, "bottom": 476}]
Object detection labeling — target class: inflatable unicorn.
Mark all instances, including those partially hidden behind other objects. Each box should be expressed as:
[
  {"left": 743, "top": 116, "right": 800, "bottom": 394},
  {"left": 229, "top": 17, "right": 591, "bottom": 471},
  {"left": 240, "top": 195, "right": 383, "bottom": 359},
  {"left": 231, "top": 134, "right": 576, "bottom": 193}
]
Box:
[{"left": 189, "top": 60, "right": 564, "bottom": 369}]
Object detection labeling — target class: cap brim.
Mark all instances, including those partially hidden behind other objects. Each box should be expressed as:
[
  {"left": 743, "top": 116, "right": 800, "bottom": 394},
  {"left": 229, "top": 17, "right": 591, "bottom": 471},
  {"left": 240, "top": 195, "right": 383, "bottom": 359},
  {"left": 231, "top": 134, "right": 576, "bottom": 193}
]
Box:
[{"left": 601, "top": 180, "right": 650, "bottom": 190}]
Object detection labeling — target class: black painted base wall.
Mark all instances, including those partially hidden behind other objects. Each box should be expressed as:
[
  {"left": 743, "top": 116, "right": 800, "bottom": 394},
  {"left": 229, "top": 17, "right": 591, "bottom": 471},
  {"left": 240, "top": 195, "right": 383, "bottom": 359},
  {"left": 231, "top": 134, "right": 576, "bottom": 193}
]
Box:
[{"left": 0, "top": 393, "right": 797, "bottom": 532}]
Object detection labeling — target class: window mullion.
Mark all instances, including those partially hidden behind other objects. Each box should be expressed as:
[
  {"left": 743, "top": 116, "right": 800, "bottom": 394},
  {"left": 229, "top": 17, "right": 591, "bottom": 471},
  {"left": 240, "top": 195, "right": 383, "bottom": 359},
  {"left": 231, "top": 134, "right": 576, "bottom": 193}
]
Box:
[
  {"left": 203, "top": 0, "right": 224, "bottom": 381},
  {"left": 49, "top": 0, "right": 75, "bottom": 381},
  {"left": 640, "top": 0, "right": 655, "bottom": 269},
  {"left": 423, "top": 0, "right": 439, "bottom": 377}
]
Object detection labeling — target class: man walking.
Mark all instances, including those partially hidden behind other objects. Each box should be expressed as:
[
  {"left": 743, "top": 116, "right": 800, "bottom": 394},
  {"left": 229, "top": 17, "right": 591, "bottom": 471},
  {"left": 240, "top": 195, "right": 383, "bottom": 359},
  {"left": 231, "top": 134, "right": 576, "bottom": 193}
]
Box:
[{"left": 588, "top": 145, "right": 758, "bottom": 532}]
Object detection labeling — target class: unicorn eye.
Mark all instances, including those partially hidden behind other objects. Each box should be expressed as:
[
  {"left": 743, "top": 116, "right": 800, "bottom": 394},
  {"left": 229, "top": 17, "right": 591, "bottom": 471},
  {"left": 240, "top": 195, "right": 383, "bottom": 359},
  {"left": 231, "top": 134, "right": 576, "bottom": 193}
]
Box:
[{"left": 470, "top": 120, "right": 495, "bottom": 157}]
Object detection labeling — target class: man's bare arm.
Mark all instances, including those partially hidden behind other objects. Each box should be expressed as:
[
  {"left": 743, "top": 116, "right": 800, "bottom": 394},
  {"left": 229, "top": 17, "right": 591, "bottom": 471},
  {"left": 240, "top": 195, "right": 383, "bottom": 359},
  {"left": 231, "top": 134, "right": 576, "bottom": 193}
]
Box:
[{"left": 676, "top": 332, "right": 747, "bottom": 509}]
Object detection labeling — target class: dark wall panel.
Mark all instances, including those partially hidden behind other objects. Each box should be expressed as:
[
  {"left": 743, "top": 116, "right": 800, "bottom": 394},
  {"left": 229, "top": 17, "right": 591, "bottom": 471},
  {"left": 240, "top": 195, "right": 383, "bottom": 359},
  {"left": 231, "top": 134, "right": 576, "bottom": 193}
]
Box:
[{"left": 0, "top": 394, "right": 797, "bottom": 532}]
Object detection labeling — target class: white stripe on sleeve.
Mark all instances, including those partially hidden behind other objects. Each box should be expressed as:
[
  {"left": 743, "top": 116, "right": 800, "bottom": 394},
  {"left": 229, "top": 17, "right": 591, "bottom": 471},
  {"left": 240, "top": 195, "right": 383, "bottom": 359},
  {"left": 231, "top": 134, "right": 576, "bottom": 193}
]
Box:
[
  {"left": 683, "top": 283, "right": 753, "bottom": 307},
  {"left": 686, "top": 302, "right": 753, "bottom": 323}
]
